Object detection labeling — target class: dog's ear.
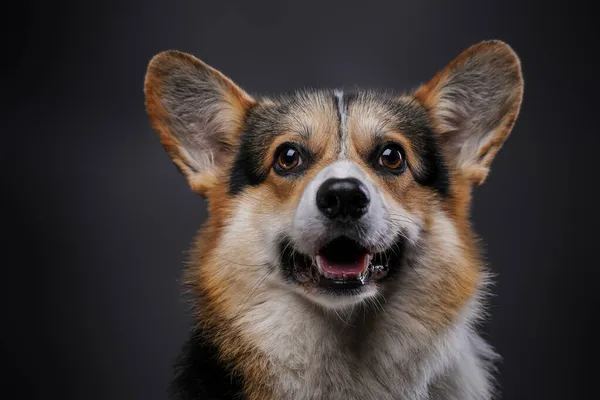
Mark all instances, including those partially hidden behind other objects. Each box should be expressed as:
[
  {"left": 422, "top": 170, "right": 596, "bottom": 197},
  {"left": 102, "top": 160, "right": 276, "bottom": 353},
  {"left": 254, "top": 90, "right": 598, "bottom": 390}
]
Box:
[
  {"left": 144, "top": 51, "right": 255, "bottom": 195},
  {"left": 415, "top": 40, "right": 523, "bottom": 186}
]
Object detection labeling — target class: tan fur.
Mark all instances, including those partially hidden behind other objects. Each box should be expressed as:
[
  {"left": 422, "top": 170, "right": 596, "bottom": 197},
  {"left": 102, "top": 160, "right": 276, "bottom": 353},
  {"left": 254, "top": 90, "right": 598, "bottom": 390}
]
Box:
[
  {"left": 144, "top": 51, "right": 255, "bottom": 196},
  {"left": 144, "top": 40, "right": 523, "bottom": 399},
  {"left": 414, "top": 41, "right": 524, "bottom": 186}
]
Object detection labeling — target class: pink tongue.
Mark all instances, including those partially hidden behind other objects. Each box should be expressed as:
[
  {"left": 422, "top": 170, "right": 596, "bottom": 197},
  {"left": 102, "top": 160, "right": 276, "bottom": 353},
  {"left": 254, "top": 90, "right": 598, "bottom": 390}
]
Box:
[{"left": 320, "top": 253, "right": 369, "bottom": 275}]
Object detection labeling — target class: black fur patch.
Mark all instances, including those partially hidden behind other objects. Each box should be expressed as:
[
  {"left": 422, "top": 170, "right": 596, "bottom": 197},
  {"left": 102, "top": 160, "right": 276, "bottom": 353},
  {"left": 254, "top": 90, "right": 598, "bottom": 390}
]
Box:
[
  {"left": 228, "top": 103, "right": 271, "bottom": 195},
  {"left": 379, "top": 96, "right": 450, "bottom": 196},
  {"left": 169, "top": 329, "right": 244, "bottom": 400},
  {"left": 229, "top": 101, "right": 289, "bottom": 195}
]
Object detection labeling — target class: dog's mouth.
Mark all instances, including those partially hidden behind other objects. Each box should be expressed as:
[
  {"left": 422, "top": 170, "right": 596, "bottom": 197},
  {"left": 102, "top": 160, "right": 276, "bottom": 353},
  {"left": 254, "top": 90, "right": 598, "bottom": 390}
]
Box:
[
  {"left": 317, "top": 237, "right": 372, "bottom": 281},
  {"left": 280, "top": 236, "right": 402, "bottom": 294}
]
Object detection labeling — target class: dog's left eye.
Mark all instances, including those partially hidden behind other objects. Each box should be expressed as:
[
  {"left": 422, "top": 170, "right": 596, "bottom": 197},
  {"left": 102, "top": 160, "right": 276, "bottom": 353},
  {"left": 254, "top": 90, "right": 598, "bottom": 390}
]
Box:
[
  {"left": 275, "top": 145, "right": 303, "bottom": 173},
  {"left": 378, "top": 144, "right": 405, "bottom": 170}
]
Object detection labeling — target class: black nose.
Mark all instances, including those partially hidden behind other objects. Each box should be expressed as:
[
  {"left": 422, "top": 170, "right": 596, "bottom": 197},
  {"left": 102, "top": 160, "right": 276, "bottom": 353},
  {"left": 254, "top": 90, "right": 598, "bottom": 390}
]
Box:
[{"left": 316, "top": 178, "right": 370, "bottom": 221}]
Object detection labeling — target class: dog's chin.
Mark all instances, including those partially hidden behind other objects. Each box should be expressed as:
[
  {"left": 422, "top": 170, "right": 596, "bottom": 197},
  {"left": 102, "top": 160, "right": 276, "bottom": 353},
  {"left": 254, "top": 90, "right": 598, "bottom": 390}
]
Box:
[{"left": 278, "top": 236, "right": 405, "bottom": 309}]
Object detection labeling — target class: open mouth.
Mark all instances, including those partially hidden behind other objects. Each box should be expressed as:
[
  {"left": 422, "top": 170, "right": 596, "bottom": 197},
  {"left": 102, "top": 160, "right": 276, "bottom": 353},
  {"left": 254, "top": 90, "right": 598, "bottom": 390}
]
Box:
[
  {"left": 317, "top": 237, "right": 372, "bottom": 280},
  {"left": 280, "top": 236, "right": 401, "bottom": 293}
]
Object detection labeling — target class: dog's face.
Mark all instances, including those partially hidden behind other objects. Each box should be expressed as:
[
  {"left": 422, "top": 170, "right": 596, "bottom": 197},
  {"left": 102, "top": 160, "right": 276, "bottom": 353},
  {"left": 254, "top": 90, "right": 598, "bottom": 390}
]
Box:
[{"left": 145, "top": 41, "right": 523, "bottom": 311}]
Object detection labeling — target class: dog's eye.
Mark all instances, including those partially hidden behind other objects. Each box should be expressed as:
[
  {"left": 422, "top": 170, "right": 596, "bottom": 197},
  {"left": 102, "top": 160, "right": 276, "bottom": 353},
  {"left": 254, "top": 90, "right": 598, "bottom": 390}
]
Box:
[
  {"left": 275, "top": 145, "right": 302, "bottom": 172},
  {"left": 378, "top": 144, "right": 405, "bottom": 170}
]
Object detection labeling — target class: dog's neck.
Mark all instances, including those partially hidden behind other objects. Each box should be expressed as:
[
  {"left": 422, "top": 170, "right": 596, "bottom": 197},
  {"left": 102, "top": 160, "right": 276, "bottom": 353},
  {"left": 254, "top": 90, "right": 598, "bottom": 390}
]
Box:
[{"left": 183, "top": 241, "right": 493, "bottom": 400}]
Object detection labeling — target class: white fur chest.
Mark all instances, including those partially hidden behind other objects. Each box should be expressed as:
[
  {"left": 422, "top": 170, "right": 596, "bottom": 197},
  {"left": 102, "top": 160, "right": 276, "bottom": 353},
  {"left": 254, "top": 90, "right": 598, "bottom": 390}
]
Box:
[{"left": 237, "top": 288, "right": 486, "bottom": 400}]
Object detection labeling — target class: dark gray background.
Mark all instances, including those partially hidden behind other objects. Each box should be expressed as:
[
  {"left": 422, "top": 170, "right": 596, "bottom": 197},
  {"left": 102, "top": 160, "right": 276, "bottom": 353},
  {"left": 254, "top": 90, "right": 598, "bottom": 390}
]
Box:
[{"left": 3, "top": 1, "right": 597, "bottom": 399}]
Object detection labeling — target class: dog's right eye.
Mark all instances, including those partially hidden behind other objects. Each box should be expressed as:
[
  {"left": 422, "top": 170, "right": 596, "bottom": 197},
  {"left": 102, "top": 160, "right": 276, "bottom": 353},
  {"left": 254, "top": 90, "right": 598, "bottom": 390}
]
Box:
[
  {"left": 379, "top": 145, "right": 404, "bottom": 170},
  {"left": 274, "top": 144, "right": 303, "bottom": 174}
]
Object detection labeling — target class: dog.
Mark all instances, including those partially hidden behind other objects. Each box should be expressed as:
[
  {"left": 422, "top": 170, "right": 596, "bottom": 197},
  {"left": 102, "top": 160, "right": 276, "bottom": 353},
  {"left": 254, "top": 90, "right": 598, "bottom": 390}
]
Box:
[{"left": 144, "top": 40, "right": 523, "bottom": 400}]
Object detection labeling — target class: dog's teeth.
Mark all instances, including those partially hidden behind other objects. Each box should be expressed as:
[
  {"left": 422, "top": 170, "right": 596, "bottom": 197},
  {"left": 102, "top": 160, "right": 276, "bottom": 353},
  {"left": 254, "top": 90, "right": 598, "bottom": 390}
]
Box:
[
  {"left": 316, "top": 255, "right": 323, "bottom": 270},
  {"left": 327, "top": 272, "right": 341, "bottom": 280},
  {"left": 370, "top": 264, "right": 389, "bottom": 280},
  {"left": 322, "top": 270, "right": 333, "bottom": 280}
]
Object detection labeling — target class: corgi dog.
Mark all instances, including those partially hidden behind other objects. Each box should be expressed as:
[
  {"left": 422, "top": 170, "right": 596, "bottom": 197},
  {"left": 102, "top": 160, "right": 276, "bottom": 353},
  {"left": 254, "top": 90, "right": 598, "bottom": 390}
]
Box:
[{"left": 144, "top": 40, "right": 523, "bottom": 400}]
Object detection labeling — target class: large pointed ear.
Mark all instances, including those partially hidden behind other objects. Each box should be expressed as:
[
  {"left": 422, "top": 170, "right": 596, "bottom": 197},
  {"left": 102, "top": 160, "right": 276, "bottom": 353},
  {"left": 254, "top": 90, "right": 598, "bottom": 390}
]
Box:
[
  {"left": 144, "top": 51, "right": 255, "bottom": 195},
  {"left": 414, "top": 40, "right": 524, "bottom": 186}
]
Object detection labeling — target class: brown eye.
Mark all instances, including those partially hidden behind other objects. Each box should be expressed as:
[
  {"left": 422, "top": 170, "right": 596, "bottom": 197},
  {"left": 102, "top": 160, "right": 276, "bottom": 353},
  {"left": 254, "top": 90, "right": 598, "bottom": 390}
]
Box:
[
  {"left": 276, "top": 146, "right": 302, "bottom": 171},
  {"left": 378, "top": 145, "right": 404, "bottom": 170}
]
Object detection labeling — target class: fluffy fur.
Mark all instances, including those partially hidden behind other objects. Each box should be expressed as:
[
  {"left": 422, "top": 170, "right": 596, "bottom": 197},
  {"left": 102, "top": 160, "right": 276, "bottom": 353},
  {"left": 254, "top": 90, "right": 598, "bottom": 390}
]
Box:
[{"left": 144, "top": 40, "right": 523, "bottom": 400}]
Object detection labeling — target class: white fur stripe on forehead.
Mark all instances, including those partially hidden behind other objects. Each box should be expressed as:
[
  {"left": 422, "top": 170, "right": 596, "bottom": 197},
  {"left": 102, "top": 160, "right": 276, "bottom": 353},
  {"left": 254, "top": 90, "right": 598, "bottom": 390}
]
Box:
[
  {"left": 318, "top": 160, "right": 365, "bottom": 181},
  {"left": 334, "top": 89, "right": 348, "bottom": 158}
]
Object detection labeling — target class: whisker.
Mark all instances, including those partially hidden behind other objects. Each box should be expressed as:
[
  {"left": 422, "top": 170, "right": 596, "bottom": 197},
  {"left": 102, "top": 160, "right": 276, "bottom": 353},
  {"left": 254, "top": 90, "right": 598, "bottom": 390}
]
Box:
[
  {"left": 373, "top": 295, "right": 385, "bottom": 315},
  {"left": 333, "top": 306, "right": 354, "bottom": 329},
  {"left": 387, "top": 211, "right": 419, "bottom": 225},
  {"left": 234, "top": 269, "right": 274, "bottom": 319},
  {"left": 220, "top": 258, "right": 271, "bottom": 268}
]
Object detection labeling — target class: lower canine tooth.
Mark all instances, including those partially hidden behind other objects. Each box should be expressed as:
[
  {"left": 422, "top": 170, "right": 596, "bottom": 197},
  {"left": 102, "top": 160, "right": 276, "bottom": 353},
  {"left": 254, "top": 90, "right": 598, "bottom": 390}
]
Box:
[
  {"left": 370, "top": 264, "right": 389, "bottom": 279},
  {"left": 316, "top": 255, "right": 323, "bottom": 269}
]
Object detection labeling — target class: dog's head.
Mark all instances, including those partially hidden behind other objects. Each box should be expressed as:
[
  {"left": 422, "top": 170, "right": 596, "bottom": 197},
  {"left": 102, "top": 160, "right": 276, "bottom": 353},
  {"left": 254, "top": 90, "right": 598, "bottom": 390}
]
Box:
[{"left": 145, "top": 41, "right": 522, "bottom": 311}]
